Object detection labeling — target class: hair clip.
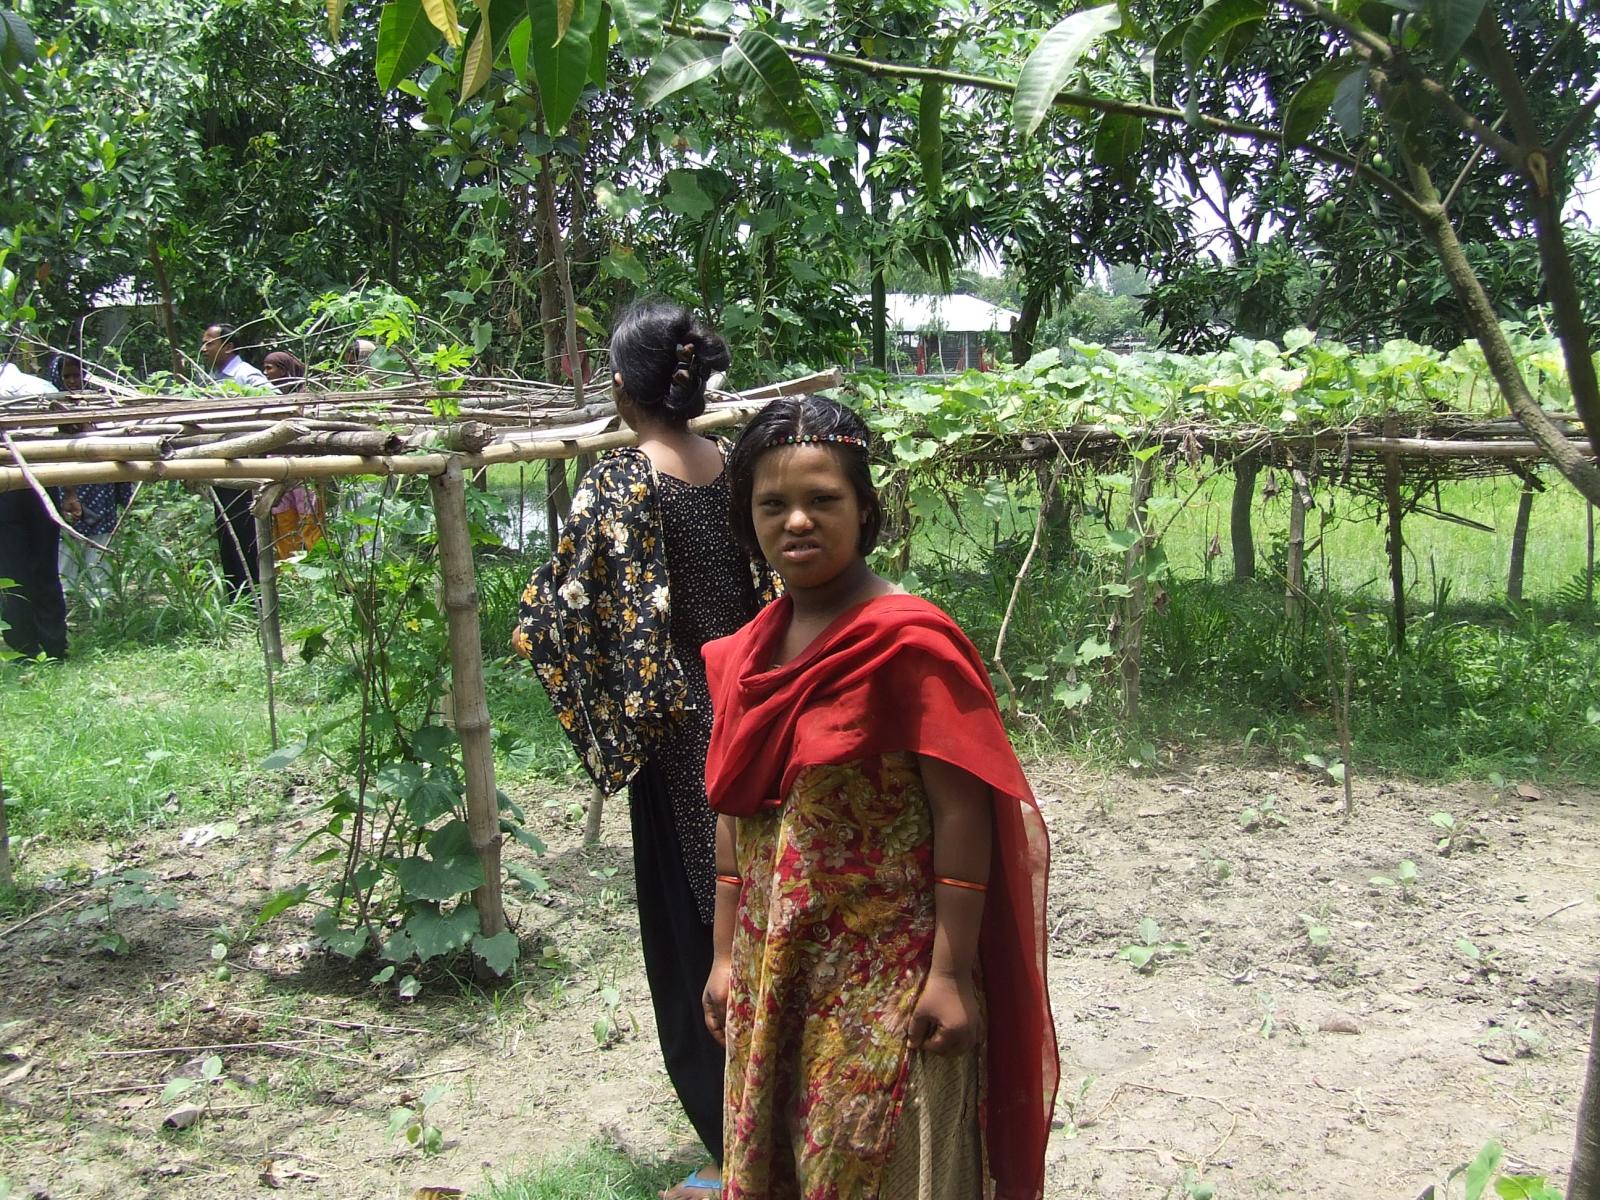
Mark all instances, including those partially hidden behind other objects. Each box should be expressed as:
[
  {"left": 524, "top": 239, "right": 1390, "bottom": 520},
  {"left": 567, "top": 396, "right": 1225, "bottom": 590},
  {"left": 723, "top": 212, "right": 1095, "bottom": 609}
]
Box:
[
  {"left": 779, "top": 433, "right": 867, "bottom": 449},
  {"left": 675, "top": 342, "right": 696, "bottom": 364},
  {"left": 672, "top": 368, "right": 692, "bottom": 385}
]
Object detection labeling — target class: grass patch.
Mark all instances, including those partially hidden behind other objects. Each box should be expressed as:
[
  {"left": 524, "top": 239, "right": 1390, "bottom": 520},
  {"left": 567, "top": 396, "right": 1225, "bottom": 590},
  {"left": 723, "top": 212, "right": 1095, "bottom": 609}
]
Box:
[{"left": 475, "top": 1146, "right": 687, "bottom": 1200}]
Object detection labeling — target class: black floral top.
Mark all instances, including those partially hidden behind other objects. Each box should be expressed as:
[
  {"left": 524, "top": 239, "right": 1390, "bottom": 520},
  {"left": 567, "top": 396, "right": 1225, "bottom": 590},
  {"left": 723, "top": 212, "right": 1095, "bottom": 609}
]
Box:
[{"left": 512, "top": 445, "right": 779, "bottom": 795}]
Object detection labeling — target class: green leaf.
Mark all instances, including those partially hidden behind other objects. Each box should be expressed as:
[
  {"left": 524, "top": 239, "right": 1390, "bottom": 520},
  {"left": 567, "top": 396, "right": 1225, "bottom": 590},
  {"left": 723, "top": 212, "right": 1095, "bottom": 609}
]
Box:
[
  {"left": 1138, "top": 916, "right": 1160, "bottom": 945},
  {"left": 1494, "top": 1176, "right": 1560, "bottom": 1200},
  {"left": 200, "top": 1055, "right": 223, "bottom": 1081},
  {"left": 261, "top": 740, "right": 307, "bottom": 771},
  {"left": 422, "top": 0, "right": 463, "bottom": 46},
  {"left": 256, "top": 884, "right": 310, "bottom": 925},
  {"left": 395, "top": 852, "right": 486, "bottom": 902},
  {"left": 1423, "top": 0, "right": 1488, "bottom": 63},
  {"left": 1013, "top": 4, "right": 1122, "bottom": 139},
  {"left": 473, "top": 931, "right": 521, "bottom": 975},
  {"left": 720, "top": 30, "right": 824, "bottom": 140},
  {"left": 588, "top": 1, "right": 611, "bottom": 86},
  {"left": 612, "top": 0, "right": 665, "bottom": 55},
  {"left": 408, "top": 779, "right": 459, "bottom": 825},
  {"left": 554, "top": 0, "right": 576, "bottom": 42},
  {"left": 377, "top": 0, "right": 442, "bottom": 92},
  {"left": 1077, "top": 636, "right": 1115, "bottom": 663},
  {"left": 527, "top": 0, "right": 602, "bottom": 132},
  {"left": 312, "top": 910, "right": 370, "bottom": 958},
  {"left": 507, "top": 861, "right": 551, "bottom": 894},
  {"left": 1093, "top": 112, "right": 1145, "bottom": 166},
  {"left": 460, "top": 17, "right": 495, "bottom": 99},
  {"left": 328, "top": 0, "right": 349, "bottom": 41},
  {"left": 1053, "top": 681, "right": 1093, "bottom": 709},
  {"left": 376, "top": 761, "right": 424, "bottom": 797},
  {"left": 601, "top": 245, "right": 648, "bottom": 283},
  {"left": 1181, "top": 0, "right": 1265, "bottom": 72},
  {"left": 660, "top": 168, "right": 713, "bottom": 217},
  {"left": 637, "top": 37, "right": 722, "bottom": 106},
  {"left": 1118, "top": 944, "right": 1156, "bottom": 970},
  {"left": 918, "top": 81, "right": 944, "bottom": 201},
  {"left": 404, "top": 903, "right": 481, "bottom": 961},
  {"left": 1283, "top": 61, "right": 1363, "bottom": 144},
  {"left": 1332, "top": 64, "right": 1367, "bottom": 137},
  {"left": 0, "top": 12, "right": 37, "bottom": 70},
  {"left": 1464, "top": 1141, "right": 1503, "bottom": 1200}
]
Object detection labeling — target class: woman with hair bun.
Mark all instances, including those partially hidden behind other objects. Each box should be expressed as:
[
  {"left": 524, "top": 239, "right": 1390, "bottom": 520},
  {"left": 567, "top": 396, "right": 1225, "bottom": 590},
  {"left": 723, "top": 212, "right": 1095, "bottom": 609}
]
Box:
[{"left": 514, "top": 299, "right": 779, "bottom": 1199}]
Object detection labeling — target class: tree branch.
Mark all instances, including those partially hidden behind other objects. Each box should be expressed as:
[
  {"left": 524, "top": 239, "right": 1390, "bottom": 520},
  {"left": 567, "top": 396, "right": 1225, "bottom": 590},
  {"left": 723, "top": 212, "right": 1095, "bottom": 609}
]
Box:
[
  {"left": 1552, "top": 81, "right": 1600, "bottom": 154},
  {"left": 666, "top": 22, "right": 1429, "bottom": 219}
]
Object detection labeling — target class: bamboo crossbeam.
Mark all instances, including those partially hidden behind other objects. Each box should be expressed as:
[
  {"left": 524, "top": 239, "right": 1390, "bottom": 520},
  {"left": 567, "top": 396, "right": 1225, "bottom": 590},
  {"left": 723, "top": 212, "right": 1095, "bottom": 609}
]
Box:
[
  {"left": 0, "top": 435, "right": 170, "bottom": 463},
  {"left": 170, "top": 421, "right": 305, "bottom": 460}
]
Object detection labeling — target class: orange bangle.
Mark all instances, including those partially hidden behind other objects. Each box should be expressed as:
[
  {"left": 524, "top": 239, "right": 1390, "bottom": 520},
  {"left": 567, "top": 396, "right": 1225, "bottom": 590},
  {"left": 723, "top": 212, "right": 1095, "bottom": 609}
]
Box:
[
  {"left": 716, "top": 874, "right": 742, "bottom": 887},
  {"left": 935, "top": 875, "right": 988, "bottom": 893}
]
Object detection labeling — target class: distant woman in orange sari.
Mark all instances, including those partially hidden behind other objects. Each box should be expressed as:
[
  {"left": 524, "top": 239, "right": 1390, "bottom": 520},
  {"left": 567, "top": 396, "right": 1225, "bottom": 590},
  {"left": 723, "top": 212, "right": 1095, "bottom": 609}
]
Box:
[{"left": 701, "top": 395, "right": 1057, "bottom": 1200}]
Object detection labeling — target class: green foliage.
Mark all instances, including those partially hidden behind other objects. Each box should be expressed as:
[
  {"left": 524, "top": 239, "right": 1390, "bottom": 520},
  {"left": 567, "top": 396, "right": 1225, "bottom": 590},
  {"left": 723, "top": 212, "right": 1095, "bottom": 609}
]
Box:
[
  {"left": 75, "top": 868, "right": 178, "bottom": 957},
  {"left": 477, "top": 1145, "right": 687, "bottom": 1200},
  {"left": 1370, "top": 859, "right": 1419, "bottom": 898},
  {"left": 1117, "top": 916, "right": 1190, "bottom": 973},
  {"left": 258, "top": 481, "right": 533, "bottom": 978},
  {"left": 1013, "top": 5, "right": 1123, "bottom": 139},
  {"left": 388, "top": 1083, "right": 449, "bottom": 1155}
]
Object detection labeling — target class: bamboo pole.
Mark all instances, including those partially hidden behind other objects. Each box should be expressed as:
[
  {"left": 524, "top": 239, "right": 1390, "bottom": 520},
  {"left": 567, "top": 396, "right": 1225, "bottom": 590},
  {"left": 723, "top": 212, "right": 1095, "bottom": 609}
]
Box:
[
  {"left": 1383, "top": 416, "right": 1407, "bottom": 652},
  {"left": 583, "top": 785, "right": 604, "bottom": 849},
  {"left": 428, "top": 461, "right": 509, "bottom": 965},
  {"left": 0, "top": 375, "right": 842, "bottom": 493},
  {"left": 253, "top": 494, "right": 284, "bottom": 670},
  {"left": 0, "top": 435, "right": 170, "bottom": 462},
  {"left": 0, "top": 764, "right": 11, "bottom": 891},
  {"left": 1570, "top": 979, "right": 1600, "bottom": 1199},
  {"left": 1507, "top": 475, "right": 1536, "bottom": 605},
  {"left": 1120, "top": 454, "right": 1155, "bottom": 719},
  {"left": 170, "top": 420, "right": 304, "bottom": 460},
  {"left": 1285, "top": 467, "right": 1311, "bottom": 619}
]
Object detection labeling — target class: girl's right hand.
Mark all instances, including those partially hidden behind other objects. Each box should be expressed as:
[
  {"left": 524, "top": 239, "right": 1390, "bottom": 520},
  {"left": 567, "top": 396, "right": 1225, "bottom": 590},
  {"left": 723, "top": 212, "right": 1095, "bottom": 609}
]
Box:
[{"left": 703, "top": 958, "right": 731, "bottom": 1045}]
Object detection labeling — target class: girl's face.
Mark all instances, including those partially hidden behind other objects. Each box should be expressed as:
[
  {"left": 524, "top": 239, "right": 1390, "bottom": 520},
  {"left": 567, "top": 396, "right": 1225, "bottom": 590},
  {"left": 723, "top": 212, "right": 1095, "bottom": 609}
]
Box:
[{"left": 751, "top": 444, "right": 864, "bottom": 590}]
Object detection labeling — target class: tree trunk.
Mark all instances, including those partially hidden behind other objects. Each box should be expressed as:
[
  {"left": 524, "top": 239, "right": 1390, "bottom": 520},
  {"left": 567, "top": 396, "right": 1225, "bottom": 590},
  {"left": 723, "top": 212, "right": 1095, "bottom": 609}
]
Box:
[
  {"left": 148, "top": 237, "right": 184, "bottom": 379},
  {"left": 1587, "top": 502, "right": 1595, "bottom": 607},
  {"left": 1570, "top": 977, "right": 1600, "bottom": 1200},
  {"left": 253, "top": 499, "right": 283, "bottom": 668},
  {"left": 1410, "top": 166, "right": 1600, "bottom": 506},
  {"left": 537, "top": 143, "right": 584, "bottom": 410},
  {"left": 1231, "top": 452, "right": 1260, "bottom": 582},
  {"left": 1011, "top": 288, "right": 1047, "bottom": 366},
  {"left": 583, "top": 784, "right": 605, "bottom": 849},
  {"left": 870, "top": 258, "right": 887, "bottom": 371},
  {"left": 1507, "top": 475, "right": 1535, "bottom": 605},
  {"left": 428, "top": 462, "right": 509, "bottom": 966},
  {"left": 1120, "top": 455, "right": 1155, "bottom": 719},
  {"left": 1383, "top": 416, "right": 1406, "bottom": 652}
]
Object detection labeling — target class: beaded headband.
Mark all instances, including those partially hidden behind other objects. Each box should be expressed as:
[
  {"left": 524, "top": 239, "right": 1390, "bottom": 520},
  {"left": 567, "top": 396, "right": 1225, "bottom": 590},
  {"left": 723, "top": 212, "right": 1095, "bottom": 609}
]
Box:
[{"left": 780, "top": 433, "right": 867, "bottom": 449}]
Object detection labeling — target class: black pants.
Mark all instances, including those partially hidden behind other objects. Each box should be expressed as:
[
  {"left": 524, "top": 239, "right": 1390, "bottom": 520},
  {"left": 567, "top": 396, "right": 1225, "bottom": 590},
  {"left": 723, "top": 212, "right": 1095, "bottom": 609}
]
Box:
[
  {"left": 629, "top": 759, "right": 725, "bottom": 1164},
  {"left": 213, "top": 487, "right": 259, "bottom": 597},
  {"left": 0, "top": 490, "right": 67, "bottom": 660}
]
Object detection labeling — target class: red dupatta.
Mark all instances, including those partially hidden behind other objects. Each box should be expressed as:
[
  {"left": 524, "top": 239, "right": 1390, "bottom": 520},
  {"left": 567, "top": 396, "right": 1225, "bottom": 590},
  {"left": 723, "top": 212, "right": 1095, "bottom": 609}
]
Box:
[{"left": 703, "top": 593, "right": 1058, "bottom": 1200}]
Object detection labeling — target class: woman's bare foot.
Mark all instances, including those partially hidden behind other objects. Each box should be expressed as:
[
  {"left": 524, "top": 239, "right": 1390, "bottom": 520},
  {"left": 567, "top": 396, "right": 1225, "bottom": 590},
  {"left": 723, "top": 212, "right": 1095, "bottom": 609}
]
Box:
[{"left": 660, "top": 1163, "right": 721, "bottom": 1198}]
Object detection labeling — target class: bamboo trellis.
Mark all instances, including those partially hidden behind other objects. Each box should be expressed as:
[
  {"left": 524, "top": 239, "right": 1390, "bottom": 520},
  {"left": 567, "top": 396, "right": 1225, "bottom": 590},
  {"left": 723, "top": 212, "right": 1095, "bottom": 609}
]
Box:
[{"left": 0, "top": 367, "right": 841, "bottom": 971}]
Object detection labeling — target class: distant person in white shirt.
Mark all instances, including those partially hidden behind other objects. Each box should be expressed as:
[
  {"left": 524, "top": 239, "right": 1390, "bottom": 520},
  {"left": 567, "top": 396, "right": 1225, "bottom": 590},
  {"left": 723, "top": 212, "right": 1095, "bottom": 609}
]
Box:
[
  {"left": 198, "top": 322, "right": 269, "bottom": 595},
  {"left": 0, "top": 356, "right": 68, "bottom": 658},
  {"left": 201, "top": 323, "right": 272, "bottom": 391}
]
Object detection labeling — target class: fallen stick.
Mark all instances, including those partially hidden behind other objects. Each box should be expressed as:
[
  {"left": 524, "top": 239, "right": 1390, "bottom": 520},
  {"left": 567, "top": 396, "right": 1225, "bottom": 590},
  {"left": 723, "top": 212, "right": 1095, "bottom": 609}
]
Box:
[
  {"left": 91, "top": 1041, "right": 372, "bottom": 1067},
  {"left": 0, "top": 893, "right": 86, "bottom": 943},
  {"left": 1535, "top": 897, "right": 1588, "bottom": 923}
]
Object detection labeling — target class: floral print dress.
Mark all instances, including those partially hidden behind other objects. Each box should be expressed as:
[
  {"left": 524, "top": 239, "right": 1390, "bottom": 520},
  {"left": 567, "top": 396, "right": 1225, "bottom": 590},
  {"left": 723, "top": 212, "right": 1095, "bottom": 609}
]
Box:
[{"left": 724, "top": 753, "right": 985, "bottom": 1199}]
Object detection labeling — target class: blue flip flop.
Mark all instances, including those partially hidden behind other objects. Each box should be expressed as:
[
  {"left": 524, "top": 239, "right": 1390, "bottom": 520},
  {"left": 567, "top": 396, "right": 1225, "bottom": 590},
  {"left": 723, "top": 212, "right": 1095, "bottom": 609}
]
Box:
[{"left": 678, "top": 1169, "right": 722, "bottom": 1194}]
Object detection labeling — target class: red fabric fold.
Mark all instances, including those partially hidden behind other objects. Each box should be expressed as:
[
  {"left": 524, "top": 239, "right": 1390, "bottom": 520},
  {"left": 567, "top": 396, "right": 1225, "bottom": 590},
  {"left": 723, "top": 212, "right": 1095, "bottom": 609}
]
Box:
[{"left": 703, "top": 593, "right": 1058, "bottom": 1200}]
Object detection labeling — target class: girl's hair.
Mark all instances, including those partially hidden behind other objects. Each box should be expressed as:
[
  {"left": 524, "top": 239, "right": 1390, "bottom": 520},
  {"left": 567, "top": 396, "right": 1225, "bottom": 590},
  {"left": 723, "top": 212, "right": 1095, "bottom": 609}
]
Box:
[
  {"left": 609, "top": 298, "right": 731, "bottom": 425},
  {"left": 726, "top": 394, "right": 882, "bottom": 557}
]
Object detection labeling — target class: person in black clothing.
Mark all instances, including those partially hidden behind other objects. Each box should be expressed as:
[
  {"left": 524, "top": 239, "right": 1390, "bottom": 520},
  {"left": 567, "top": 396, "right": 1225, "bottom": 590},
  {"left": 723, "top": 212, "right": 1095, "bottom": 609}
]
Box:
[{"left": 0, "top": 488, "right": 68, "bottom": 661}]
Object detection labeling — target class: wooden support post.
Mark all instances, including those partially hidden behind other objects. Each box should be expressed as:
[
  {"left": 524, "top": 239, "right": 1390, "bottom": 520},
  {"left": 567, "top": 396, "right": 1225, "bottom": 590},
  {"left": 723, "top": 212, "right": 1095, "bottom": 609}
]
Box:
[
  {"left": 1120, "top": 454, "right": 1154, "bottom": 719},
  {"left": 253, "top": 497, "right": 284, "bottom": 668},
  {"left": 583, "top": 785, "right": 604, "bottom": 849},
  {"left": 1382, "top": 417, "right": 1407, "bottom": 652},
  {"left": 1588, "top": 501, "right": 1596, "bottom": 606},
  {"left": 1230, "top": 451, "right": 1260, "bottom": 582},
  {"left": 428, "top": 461, "right": 509, "bottom": 957},
  {"left": 0, "top": 764, "right": 12, "bottom": 891},
  {"left": 1507, "top": 474, "right": 1535, "bottom": 605},
  {"left": 1285, "top": 467, "right": 1311, "bottom": 619},
  {"left": 1571, "top": 976, "right": 1600, "bottom": 1200}
]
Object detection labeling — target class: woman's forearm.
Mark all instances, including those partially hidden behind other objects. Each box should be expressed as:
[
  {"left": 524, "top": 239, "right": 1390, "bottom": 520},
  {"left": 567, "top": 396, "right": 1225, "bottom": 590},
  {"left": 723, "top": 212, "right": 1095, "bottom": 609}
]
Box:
[
  {"left": 712, "top": 813, "right": 739, "bottom": 962},
  {"left": 920, "top": 754, "right": 993, "bottom": 980}
]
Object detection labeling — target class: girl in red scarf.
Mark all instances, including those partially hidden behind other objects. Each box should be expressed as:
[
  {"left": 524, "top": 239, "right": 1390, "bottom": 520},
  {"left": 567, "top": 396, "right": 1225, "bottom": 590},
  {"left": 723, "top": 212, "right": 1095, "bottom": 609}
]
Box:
[{"left": 702, "top": 396, "right": 1057, "bottom": 1200}]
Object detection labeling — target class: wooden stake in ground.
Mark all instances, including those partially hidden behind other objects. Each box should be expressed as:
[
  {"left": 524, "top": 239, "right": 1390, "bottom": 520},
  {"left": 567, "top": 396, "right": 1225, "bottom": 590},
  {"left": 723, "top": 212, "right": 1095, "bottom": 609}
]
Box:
[
  {"left": 1570, "top": 976, "right": 1600, "bottom": 1200},
  {"left": 0, "top": 764, "right": 12, "bottom": 891},
  {"left": 1120, "top": 453, "right": 1155, "bottom": 719},
  {"left": 583, "top": 784, "right": 605, "bottom": 850},
  {"left": 1285, "top": 467, "right": 1312, "bottom": 620},
  {"left": 1382, "top": 414, "right": 1407, "bottom": 651},
  {"left": 428, "top": 461, "right": 508, "bottom": 964},
  {"left": 1231, "top": 451, "right": 1260, "bottom": 582},
  {"left": 1507, "top": 472, "right": 1537, "bottom": 605}
]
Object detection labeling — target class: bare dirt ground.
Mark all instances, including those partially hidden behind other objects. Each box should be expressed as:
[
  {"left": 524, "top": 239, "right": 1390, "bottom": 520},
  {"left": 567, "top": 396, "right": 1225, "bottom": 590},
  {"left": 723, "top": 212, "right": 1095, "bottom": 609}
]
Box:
[{"left": 1, "top": 756, "right": 1595, "bottom": 1199}]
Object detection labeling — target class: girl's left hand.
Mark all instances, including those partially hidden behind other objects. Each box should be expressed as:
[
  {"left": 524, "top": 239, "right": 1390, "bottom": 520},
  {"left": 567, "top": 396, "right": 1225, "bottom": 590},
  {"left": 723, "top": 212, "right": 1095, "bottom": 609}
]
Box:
[{"left": 909, "top": 969, "right": 979, "bottom": 1056}]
